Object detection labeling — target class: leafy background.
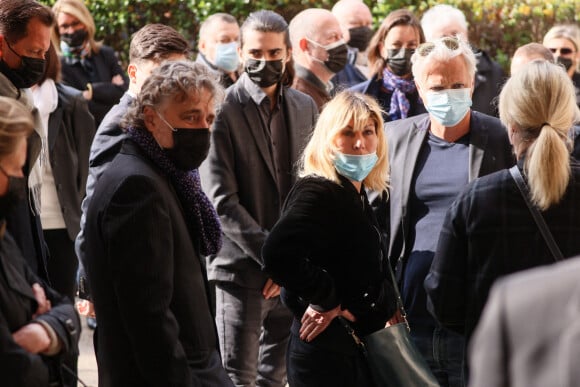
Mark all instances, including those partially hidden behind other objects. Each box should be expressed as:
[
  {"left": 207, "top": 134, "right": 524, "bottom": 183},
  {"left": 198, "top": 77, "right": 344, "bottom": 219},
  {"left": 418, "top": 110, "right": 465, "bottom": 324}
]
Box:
[{"left": 42, "top": 0, "right": 579, "bottom": 72}]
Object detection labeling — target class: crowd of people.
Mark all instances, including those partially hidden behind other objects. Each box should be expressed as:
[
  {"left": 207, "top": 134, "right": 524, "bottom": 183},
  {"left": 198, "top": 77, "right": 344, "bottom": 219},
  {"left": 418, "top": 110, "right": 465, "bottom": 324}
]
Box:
[{"left": 0, "top": 0, "right": 579, "bottom": 386}]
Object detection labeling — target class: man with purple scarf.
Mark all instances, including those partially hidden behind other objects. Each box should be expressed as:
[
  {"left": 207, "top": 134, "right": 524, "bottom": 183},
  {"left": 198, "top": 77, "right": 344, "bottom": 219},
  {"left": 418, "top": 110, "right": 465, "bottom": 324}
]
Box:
[
  {"left": 83, "top": 61, "right": 233, "bottom": 387},
  {"left": 383, "top": 37, "right": 514, "bottom": 386}
]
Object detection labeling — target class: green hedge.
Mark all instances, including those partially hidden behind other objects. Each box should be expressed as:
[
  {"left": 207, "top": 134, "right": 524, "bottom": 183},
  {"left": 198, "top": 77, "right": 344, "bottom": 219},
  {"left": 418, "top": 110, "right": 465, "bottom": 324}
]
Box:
[{"left": 42, "top": 0, "right": 578, "bottom": 71}]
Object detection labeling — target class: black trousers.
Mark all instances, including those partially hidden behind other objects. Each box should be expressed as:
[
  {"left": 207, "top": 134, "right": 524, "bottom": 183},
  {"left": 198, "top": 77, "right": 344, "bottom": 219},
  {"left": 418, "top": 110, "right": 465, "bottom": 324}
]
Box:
[
  {"left": 43, "top": 228, "right": 80, "bottom": 387},
  {"left": 43, "top": 228, "right": 79, "bottom": 302},
  {"left": 286, "top": 331, "right": 375, "bottom": 387}
]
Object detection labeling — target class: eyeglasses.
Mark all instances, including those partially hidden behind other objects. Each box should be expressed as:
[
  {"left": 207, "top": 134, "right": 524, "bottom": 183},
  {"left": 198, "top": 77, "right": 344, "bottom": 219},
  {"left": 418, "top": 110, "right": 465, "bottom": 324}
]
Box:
[
  {"left": 548, "top": 47, "right": 575, "bottom": 55},
  {"left": 416, "top": 36, "right": 460, "bottom": 57}
]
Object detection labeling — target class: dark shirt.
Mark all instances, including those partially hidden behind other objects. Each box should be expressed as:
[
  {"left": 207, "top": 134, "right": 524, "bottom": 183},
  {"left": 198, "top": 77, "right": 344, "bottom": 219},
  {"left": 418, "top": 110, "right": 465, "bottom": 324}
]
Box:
[
  {"left": 404, "top": 132, "right": 469, "bottom": 327},
  {"left": 245, "top": 76, "right": 291, "bottom": 203}
]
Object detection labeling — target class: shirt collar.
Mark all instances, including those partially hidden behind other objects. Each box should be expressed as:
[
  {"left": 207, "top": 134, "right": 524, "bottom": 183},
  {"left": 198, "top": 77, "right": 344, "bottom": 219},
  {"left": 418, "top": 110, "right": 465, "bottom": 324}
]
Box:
[{"left": 240, "top": 72, "right": 283, "bottom": 106}]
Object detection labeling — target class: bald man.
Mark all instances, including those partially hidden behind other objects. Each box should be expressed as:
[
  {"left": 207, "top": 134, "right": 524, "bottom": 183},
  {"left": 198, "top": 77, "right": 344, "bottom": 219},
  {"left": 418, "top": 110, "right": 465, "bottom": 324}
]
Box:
[
  {"left": 509, "top": 42, "right": 580, "bottom": 159},
  {"left": 196, "top": 13, "right": 240, "bottom": 88},
  {"left": 331, "top": 0, "right": 372, "bottom": 88},
  {"left": 289, "top": 8, "right": 348, "bottom": 110},
  {"left": 510, "top": 42, "right": 554, "bottom": 75}
]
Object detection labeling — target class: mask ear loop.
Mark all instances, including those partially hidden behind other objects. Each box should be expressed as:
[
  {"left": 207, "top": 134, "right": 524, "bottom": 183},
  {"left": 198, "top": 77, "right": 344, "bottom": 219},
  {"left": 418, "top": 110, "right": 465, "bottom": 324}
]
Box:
[{"left": 156, "top": 111, "right": 177, "bottom": 132}]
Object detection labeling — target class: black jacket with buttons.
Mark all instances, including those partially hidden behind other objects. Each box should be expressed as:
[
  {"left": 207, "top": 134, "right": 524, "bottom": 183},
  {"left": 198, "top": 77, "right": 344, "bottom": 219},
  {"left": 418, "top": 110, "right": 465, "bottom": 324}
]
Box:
[{"left": 263, "top": 175, "right": 397, "bottom": 341}]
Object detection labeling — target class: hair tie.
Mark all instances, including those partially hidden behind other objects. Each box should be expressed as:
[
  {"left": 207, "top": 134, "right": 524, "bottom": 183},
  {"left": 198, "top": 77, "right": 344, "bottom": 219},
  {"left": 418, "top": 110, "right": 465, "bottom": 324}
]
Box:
[{"left": 541, "top": 122, "right": 550, "bottom": 128}]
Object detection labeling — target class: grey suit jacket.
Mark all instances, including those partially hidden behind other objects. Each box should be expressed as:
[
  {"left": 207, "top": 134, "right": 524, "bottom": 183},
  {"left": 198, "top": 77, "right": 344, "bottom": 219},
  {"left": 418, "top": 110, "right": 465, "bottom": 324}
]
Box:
[
  {"left": 385, "top": 111, "right": 514, "bottom": 271},
  {"left": 200, "top": 73, "right": 318, "bottom": 288},
  {"left": 470, "top": 256, "right": 580, "bottom": 387}
]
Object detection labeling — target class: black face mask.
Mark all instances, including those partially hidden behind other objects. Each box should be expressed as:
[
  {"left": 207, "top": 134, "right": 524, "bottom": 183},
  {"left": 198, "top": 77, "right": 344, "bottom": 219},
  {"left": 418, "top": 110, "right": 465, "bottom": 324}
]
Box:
[
  {"left": 0, "top": 42, "right": 45, "bottom": 88},
  {"left": 323, "top": 42, "right": 349, "bottom": 73},
  {"left": 557, "top": 56, "right": 574, "bottom": 71},
  {"left": 348, "top": 26, "right": 373, "bottom": 52},
  {"left": 165, "top": 128, "right": 211, "bottom": 171},
  {"left": 60, "top": 29, "right": 88, "bottom": 48},
  {"left": 0, "top": 166, "right": 26, "bottom": 218},
  {"left": 245, "top": 58, "right": 284, "bottom": 88},
  {"left": 386, "top": 48, "right": 415, "bottom": 76}
]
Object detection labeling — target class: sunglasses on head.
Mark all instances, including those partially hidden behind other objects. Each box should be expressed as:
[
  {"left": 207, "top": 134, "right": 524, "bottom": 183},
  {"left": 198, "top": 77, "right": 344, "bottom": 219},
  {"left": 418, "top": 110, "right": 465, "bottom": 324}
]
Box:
[
  {"left": 416, "top": 36, "right": 460, "bottom": 57},
  {"left": 549, "top": 47, "right": 574, "bottom": 55}
]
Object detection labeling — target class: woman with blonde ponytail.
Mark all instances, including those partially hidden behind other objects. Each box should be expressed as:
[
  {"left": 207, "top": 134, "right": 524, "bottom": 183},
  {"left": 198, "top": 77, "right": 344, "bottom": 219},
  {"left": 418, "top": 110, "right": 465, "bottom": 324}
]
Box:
[
  {"left": 499, "top": 60, "right": 577, "bottom": 209},
  {"left": 424, "top": 60, "right": 580, "bottom": 366}
]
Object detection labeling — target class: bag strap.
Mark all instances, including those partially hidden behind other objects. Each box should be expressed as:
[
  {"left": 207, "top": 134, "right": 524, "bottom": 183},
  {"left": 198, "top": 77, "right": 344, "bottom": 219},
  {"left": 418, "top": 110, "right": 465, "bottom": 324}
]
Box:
[
  {"left": 338, "top": 316, "right": 367, "bottom": 355},
  {"left": 384, "top": 253, "right": 411, "bottom": 332},
  {"left": 509, "top": 165, "right": 564, "bottom": 261},
  {"left": 373, "top": 225, "right": 411, "bottom": 332}
]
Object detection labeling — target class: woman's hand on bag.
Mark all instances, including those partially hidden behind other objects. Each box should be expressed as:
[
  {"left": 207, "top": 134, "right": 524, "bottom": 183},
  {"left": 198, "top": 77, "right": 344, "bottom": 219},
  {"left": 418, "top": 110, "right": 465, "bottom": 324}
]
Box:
[
  {"left": 385, "top": 309, "right": 404, "bottom": 328},
  {"left": 300, "top": 305, "right": 356, "bottom": 342}
]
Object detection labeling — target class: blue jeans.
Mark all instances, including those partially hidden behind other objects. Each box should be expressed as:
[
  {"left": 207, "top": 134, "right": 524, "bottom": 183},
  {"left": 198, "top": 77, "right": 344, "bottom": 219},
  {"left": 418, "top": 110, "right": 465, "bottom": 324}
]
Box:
[
  {"left": 215, "top": 281, "right": 293, "bottom": 387},
  {"left": 411, "top": 326, "right": 466, "bottom": 387}
]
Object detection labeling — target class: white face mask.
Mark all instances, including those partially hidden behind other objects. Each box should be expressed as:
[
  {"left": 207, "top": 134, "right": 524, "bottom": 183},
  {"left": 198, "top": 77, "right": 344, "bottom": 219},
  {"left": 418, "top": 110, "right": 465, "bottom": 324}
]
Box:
[
  {"left": 424, "top": 88, "right": 472, "bottom": 127},
  {"left": 214, "top": 41, "right": 239, "bottom": 72}
]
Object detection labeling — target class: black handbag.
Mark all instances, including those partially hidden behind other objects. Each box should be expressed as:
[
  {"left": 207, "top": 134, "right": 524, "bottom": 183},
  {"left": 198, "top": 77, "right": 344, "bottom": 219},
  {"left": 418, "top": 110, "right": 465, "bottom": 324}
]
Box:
[{"left": 340, "top": 255, "right": 439, "bottom": 386}]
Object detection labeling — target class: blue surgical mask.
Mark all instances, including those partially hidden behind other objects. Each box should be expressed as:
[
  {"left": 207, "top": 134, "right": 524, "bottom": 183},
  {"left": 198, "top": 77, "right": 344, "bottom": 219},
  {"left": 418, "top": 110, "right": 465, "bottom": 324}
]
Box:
[
  {"left": 333, "top": 151, "right": 378, "bottom": 182},
  {"left": 214, "top": 42, "right": 239, "bottom": 72},
  {"left": 424, "top": 88, "right": 472, "bottom": 127}
]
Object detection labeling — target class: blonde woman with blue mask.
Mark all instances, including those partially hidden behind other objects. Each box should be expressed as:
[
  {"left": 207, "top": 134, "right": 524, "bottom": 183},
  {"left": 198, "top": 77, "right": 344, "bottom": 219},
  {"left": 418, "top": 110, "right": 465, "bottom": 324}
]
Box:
[{"left": 263, "top": 90, "right": 397, "bottom": 386}]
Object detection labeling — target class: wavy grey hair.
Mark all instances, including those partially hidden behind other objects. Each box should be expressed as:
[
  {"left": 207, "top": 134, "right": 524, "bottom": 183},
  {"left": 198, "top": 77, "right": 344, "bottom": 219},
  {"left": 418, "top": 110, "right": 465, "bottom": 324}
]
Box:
[{"left": 121, "top": 60, "right": 225, "bottom": 130}]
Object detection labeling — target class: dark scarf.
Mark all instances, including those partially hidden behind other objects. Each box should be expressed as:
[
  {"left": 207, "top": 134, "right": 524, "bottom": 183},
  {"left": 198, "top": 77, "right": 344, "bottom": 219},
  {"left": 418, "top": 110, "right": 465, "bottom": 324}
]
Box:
[
  {"left": 126, "top": 126, "right": 222, "bottom": 256},
  {"left": 381, "top": 68, "right": 417, "bottom": 121}
]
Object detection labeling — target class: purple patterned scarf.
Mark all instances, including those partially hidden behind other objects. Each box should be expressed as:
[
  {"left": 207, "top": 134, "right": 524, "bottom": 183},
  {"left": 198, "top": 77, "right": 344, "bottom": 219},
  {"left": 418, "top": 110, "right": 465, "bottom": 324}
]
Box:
[
  {"left": 126, "top": 126, "right": 222, "bottom": 256},
  {"left": 382, "top": 68, "right": 417, "bottom": 121}
]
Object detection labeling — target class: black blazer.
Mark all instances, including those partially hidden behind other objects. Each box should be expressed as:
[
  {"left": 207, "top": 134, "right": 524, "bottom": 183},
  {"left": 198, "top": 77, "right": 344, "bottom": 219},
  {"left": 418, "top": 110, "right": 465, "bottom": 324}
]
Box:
[
  {"left": 60, "top": 45, "right": 128, "bottom": 126},
  {"left": 84, "top": 140, "right": 231, "bottom": 387},
  {"left": 48, "top": 83, "right": 95, "bottom": 240},
  {"left": 0, "top": 231, "right": 80, "bottom": 386}
]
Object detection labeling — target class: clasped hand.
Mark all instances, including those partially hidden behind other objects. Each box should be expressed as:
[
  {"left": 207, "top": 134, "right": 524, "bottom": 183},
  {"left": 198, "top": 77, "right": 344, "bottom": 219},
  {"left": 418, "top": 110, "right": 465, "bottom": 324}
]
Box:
[
  {"left": 299, "top": 305, "right": 355, "bottom": 342},
  {"left": 12, "top": 283, "right": 52, "bottom": 354}
]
